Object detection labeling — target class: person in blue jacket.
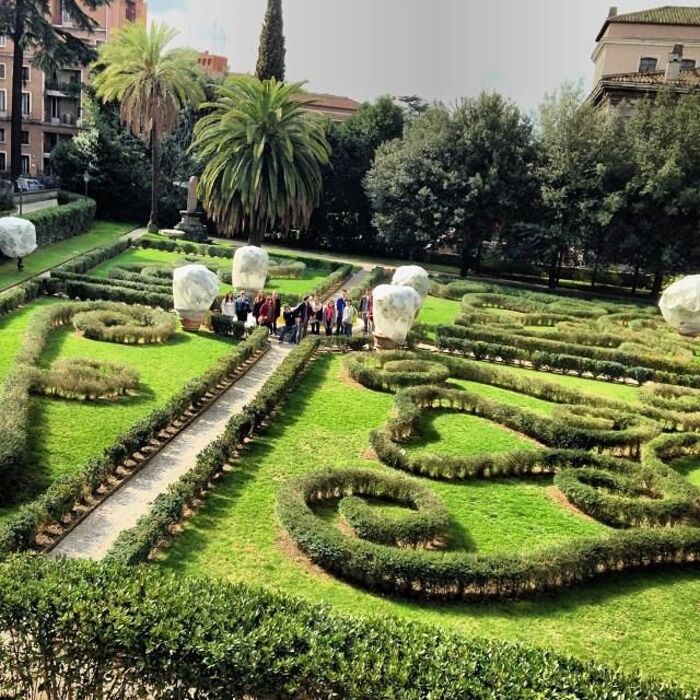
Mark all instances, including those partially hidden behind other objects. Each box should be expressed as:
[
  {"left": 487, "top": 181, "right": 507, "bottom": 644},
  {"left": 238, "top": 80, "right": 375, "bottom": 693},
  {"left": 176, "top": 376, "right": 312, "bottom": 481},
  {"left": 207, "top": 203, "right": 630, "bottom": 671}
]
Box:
[{"left": 335, "top": 290, "right": 349, "bottom": 336}]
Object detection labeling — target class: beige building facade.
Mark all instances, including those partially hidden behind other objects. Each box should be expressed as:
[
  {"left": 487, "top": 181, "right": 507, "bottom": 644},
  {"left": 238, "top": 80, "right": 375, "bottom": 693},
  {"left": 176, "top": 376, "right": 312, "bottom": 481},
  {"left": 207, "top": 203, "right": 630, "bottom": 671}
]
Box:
[
  {"left": 0, "top": 0, "right": 147, "bottom": 177},
  {"left": 590, "top": 6, "right": 700, "bottom": 109}
]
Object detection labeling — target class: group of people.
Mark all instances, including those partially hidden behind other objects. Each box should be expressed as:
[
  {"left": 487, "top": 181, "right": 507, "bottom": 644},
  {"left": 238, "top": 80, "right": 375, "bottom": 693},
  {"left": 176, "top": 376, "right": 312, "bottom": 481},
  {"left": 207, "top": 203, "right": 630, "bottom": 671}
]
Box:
[{"left": 221, "top": 288, "right": 375, "bottom": 344}]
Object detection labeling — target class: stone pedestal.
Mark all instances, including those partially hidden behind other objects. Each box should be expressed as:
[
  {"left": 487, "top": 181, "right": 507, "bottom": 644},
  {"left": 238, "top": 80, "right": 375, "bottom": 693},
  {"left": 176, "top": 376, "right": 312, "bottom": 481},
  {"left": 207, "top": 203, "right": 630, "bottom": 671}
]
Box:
[{"left": 175, "top": 210, "right": 209, "bottom": 243}]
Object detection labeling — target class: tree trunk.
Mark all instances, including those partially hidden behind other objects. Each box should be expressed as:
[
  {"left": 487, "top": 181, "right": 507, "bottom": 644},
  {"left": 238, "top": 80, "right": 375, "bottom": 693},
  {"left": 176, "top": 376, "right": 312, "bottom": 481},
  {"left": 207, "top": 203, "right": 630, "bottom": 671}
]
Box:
[
  {"left": 631, "top": 263, "right": 640, "bottom": 296},
  {"left": 547, "top": 249, "right": 558, "bottom": 289},
  {"left": 651, "top": 266, "right": 664, "bottom": 296},
  {"left": 474, "top": 242, "right": 483, "bottom": 274},
  {"left": 248, "top": 230, "right": 264, "bottom": 246},
  {"left": 591, "top": 259, "right": 599, "bottom": 289},
  {"left": 147, "top": 127, "right": 160, "bottom": 232},
  {"left": 10, "top": 2, "right": 26, "bottom": 186}
]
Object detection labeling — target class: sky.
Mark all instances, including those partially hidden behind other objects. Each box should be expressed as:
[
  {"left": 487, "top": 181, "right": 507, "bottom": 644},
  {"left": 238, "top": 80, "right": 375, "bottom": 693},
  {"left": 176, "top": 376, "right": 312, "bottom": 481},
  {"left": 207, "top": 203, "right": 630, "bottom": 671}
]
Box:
[{"left": 150, "top": 0, "right": 694, "bottom": 113}]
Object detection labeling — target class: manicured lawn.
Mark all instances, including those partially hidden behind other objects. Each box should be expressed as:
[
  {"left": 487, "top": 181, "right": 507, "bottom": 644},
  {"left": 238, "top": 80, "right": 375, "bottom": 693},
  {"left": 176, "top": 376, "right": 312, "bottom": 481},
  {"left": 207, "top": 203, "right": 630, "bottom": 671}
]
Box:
[
  {"left": 418, "top": 296, "right": 462, "bottom": 327},
  {"left": 89, "top": 247, "right": 331, "bottom": 299},
  {"left": 0, "top": 221, "right": 135, "bottom": 291},
  {"left": 157, "top": 354, "right": 700, "bottom": 686},
  {"left": 0, "top": 306, "right": 238, "bottom": 523},
  {"left": 405, "top": 410, "right": 541, "bottom": 458}
]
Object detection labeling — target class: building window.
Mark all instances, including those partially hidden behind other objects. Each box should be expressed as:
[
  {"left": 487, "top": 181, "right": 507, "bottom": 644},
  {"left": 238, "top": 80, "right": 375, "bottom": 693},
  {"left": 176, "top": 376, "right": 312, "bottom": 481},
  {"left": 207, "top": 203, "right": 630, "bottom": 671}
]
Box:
[
  {"left": 21, "top": 92, "right": 30, "bottom": 116},
  {"left": 0, "top": 129, "right": 4, "bottom": 143},
  {"left": 0, "top": 36, "right": 6, "bottom": 49},
  {"left": 0, "top": 90, "right": 7, "bottom": 112},
  {"left": 0, "top": 152, "right": 6, "bottom": 172},
  {"left": 21, "top": 130, "right": 29, "bottom": 145},
  {"left": 0, "top": 64, "right": 5, "bottom": 80},
  {"left": 20, "top": 154, "right": 30, "bottom": 174},
  {"left": 21, "top": 66, "right": 30, "bottom": 84},
  {"left": 639, "top": 57, "right": 658, "bottom": 73},
  {"left": 681, "top": 59, "right": 697, "bottom": 70}
]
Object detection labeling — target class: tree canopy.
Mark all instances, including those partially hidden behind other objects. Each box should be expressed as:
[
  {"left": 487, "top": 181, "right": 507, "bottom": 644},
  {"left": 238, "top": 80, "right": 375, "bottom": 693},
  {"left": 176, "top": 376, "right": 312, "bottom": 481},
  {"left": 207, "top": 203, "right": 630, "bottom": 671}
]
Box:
[{"left": 256, "top": 0, "right": 286, "bottom": 82}]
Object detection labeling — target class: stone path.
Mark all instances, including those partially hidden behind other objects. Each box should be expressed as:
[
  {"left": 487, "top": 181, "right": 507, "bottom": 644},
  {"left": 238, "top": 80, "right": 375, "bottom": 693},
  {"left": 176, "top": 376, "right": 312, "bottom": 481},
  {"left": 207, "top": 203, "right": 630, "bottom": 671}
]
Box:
[{"left": 51, "top": 342, "right": 291, "bottom": 560}]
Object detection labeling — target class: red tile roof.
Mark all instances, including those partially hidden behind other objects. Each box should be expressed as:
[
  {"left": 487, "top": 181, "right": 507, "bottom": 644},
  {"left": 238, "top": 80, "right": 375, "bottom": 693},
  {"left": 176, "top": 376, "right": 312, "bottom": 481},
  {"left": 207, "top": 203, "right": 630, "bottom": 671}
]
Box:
[
  {"left": 602, "top": 67, "right": 700, "bottom": 85},
  {"left": 597, "top": 5, "right": 700, "bottom": 40}
]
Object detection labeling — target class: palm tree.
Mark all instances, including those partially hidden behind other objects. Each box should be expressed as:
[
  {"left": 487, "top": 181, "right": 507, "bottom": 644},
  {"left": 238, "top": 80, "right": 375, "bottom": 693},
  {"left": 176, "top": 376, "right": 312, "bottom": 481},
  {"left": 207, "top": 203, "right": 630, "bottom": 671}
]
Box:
[
  {"left": 192, "top": 77, "right": 331, "bottom": 246},
  {"left": 93, "top": 22, "right": 204, "bottom": 232}
]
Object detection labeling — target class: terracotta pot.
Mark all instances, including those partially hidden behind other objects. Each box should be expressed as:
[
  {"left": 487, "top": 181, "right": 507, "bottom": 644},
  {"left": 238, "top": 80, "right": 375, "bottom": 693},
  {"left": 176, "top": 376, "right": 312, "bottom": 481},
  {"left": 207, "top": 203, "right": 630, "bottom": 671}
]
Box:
[
  {"left": 373, "top": 334, "right": 401, "bottom": 350},
  {"left": 176, "top": 309, "right": 206, "bottom": 332}
]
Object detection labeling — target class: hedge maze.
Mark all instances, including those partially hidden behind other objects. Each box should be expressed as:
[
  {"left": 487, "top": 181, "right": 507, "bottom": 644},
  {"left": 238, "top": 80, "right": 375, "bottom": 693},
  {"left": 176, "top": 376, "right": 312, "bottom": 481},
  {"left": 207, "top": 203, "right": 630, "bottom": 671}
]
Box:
[{"left": 277, "top": 282, "right": 700, "bottom": 602}]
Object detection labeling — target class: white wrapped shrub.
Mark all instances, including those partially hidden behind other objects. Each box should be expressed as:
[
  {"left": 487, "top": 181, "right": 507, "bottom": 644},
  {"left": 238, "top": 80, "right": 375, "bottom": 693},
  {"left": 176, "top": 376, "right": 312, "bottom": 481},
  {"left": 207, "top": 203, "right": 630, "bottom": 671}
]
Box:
[
  {"left": 391, "top": 265, "right": 432, "bottom": 301},
  {"left": 373, "top": 284, "right": 422, "bottom": 347},
  {"left": 0, "top": 217, "right": 37, "bottom": 259},
  {"left": 659, "top": 275, "right": 700, "bottom": 336},
  {"left": 232, "top": 245, "right": 269, "bottom": 291},
  {"left": 172, "top": 264, "right": 219, "bottom": 331}
]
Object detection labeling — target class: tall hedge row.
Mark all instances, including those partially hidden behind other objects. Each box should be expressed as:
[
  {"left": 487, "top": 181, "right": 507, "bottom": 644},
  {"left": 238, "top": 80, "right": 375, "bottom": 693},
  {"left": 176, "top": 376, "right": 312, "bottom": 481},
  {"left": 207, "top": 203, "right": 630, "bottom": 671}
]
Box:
[{"left": 24, "top": 192, "right": 96, "bottom": 247}]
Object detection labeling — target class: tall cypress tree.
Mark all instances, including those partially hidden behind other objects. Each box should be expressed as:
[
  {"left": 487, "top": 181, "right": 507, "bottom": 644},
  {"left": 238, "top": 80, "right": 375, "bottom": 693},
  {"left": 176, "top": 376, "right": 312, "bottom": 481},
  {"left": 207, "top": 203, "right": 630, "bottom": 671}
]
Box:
[{"left": 255, "top": 0, "right": 285, "bottom": 82}]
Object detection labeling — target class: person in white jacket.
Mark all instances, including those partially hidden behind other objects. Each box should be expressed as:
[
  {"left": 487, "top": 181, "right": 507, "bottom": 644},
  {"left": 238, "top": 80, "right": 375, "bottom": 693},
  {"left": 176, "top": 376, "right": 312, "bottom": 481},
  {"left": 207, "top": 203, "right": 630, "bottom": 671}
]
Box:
[{"left": 342, "top": 301, "right": 357, "bottom": 336}]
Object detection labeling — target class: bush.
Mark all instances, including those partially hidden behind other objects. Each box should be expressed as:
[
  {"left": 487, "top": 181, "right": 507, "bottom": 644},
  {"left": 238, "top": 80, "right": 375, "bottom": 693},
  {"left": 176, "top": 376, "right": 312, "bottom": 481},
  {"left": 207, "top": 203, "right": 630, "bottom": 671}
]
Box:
[
  {"left": 24, "top": 192, "right": 96, "bottom": 247},
  {"left": 0, "top": 279, "right": 41, "bottom": 316},
  {"left": 0, "top": 556, "right": 689, "bottom": 699},
  {"left": 72, "top": 306, "right": 177, "bottom": 344},
  {"left": 209, "top": 313, "right": 246, "bottom": 339},
  {"left": 25, "top": 358, "right": 140, "bottom": 400}
]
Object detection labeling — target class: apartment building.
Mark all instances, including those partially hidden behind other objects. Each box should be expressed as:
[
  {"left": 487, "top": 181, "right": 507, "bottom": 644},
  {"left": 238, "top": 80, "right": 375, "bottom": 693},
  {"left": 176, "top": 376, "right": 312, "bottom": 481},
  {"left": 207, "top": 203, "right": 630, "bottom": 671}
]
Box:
[
  {"left": 0, "top": 0, "right": 147, "bottom": 177},
  {"left": 198, "top": 51, "right": 229, "bottom": 76},
  {"left": 589, "top": 5, "right": 700, "bottom": 110}
]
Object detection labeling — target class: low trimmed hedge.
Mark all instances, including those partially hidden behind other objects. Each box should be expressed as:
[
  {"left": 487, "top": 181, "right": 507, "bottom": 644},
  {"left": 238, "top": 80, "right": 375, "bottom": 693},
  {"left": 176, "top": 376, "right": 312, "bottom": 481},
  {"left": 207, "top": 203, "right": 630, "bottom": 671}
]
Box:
[
  {"left": 0, "top": 279, "right": 41, "bottom": 316},
  {"left": 209, "top": 313, "right": 246, "bottom": 339},
  {"left": 72, "top": 306, "right": 176, "bottom": 344},
  {"left": 23, "top": 192, "right": 96, "bottom": 247},
  {"left": 278, "top": 463, "right": 700, "bottom": 601},
  {"left": 0, "top": 556, "right": 690, "bottom": 699},
  {"left": 0, "top": 327, "right": 270, "bottom": 553},
  {"left": 345, "top": 351, "right": 450, "bottom": 391},
  {"left": 64, "top": 279, "right": 173, "bottom": 309}
]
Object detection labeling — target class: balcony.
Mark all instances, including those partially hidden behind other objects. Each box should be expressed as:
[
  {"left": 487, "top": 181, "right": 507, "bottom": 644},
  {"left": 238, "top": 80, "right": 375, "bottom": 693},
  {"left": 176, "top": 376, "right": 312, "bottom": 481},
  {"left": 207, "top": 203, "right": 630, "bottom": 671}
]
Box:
[
  {"left": 47, "top": 113, "right": 79, "bottom": 127},
  {"left": 45, "top": 80, "right": 82, "bottom": 97}
]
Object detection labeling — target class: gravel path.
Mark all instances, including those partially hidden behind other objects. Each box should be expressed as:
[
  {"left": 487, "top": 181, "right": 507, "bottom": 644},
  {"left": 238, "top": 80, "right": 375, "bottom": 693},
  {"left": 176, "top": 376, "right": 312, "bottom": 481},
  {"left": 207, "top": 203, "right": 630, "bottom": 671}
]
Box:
[{"left": 51, "top": 342, "right": 291, "bottom": 560}]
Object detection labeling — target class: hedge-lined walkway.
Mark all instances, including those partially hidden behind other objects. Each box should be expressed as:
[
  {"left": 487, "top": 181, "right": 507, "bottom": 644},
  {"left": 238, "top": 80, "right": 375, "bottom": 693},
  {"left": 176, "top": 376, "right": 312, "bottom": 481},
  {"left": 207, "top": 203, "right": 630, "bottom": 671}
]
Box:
[{"left": 51, "top": 341, "right": 291, "bottom": 560}]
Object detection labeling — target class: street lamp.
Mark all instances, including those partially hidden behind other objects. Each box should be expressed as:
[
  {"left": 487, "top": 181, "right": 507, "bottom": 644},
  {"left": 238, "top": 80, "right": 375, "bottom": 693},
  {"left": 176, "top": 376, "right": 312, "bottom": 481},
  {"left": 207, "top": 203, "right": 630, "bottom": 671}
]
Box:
[{"left": 83, "top": 170, "right": 91, "bottom": 197}]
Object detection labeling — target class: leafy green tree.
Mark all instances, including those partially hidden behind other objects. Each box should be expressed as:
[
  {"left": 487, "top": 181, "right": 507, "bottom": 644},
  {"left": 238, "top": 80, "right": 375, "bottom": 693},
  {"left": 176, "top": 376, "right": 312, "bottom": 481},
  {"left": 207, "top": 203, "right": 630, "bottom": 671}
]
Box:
[
  {"left": 192, "top": 77, "right": 331, "bottom": 246},
  {"left": 365, "top": 108, "right": 453, "bottom": 260},
  {"left": 93, "top": 22, "right": 205, "bottom": 232},
  {"left": 308, "top": 96, "right": 404, "bottom": 252},
  {"left": 256, "top": 0, "right": 285, "bottom": 82},
  {"left": 622, "top": 91, "right": 700, "bottom": 294},
  {"left": 366, "top": 93, "right": 536, "bottom": 273},
  {"left": 0, "top": 0, "right": 108, "bottom": 184},
  {"left": 529, "top": 85, "right": 624, "bottom": 288}
]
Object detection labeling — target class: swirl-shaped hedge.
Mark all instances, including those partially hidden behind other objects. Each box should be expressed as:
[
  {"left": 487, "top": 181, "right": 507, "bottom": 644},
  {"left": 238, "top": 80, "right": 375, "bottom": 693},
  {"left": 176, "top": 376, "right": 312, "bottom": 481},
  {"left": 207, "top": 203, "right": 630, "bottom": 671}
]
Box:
[
  {"left": 278, "top": 466, "right": 700, "bottom": 601},
  {"left": 72, "top": 305, "right": 176, "bottom": 344}
]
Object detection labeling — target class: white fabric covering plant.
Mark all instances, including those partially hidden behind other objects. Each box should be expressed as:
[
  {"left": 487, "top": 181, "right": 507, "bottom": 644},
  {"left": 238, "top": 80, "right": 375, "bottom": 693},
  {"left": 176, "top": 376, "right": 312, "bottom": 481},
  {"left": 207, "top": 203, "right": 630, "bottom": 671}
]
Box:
[
  {"left": 232, "top": 246, "right": 269, "bottom": 291},
  {"left": 391, "top": 265, "right": 432, "bottom": 301},
  {"left": 373, "top": 284, "right": 422, "bottom": 345},
  {"left": 659, "top": 274, "right": 700, "bottom": 336},
  {"left": 172, "top": 264, "right": 219, "bottom": 312},
  {"left": 0, "top": 217, "right": 37, "bottom": 259}
]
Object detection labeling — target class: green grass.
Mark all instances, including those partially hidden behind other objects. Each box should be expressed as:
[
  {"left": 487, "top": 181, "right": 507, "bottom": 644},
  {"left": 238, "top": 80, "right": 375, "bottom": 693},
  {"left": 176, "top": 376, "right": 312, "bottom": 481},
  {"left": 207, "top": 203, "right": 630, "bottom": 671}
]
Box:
[
  {"left": 0, "top": 309, "right": 238, "bottom": 523},
  {"left": 89, "top": 247, "right": 331, "bottom": 299},
  {"left": 0, "top": 221, "right": 135, "bottom": 291},
  {"left": 672, "top": 455, "right": 700, "bottom": 487},
  {"left": 449, "top": 378, "right": 557, "bottom": 415},
  {"left": 405, "top": 410, "right": 541, "bottom": 458},
  {"left": 417, "top": 296, "right": 462, "bottom": 327},
  {"left": 156, "top": 354, "right": 700, "bottom": 686}
]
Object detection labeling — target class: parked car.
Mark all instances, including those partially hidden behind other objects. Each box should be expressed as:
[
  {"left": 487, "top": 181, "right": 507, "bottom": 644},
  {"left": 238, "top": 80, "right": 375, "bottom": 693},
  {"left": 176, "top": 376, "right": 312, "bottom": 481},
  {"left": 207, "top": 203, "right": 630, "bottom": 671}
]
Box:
[{"left": 16, "top": 177, "right": 43, "bottom": 192}]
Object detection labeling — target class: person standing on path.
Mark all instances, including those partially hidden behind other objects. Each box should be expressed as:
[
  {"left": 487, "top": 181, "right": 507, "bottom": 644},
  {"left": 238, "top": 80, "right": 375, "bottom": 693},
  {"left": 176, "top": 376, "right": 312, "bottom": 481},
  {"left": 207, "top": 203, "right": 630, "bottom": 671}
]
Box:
[
  {"left": 222, "top": 292, "right": 236, "bottom": 318},
  {"left": 234, "top": 291, "right": 250, "bottom": 324},
  {"left": 323, "top": 300, "right": 336, "bottom": 336},
  {"left": 252, "top": 292, "right": 265, "bottom": 325},
  {"left": 293, "top": 295, "right": 312, "bottom": 344},
  {"left": 279, "top": 304, "right": 298, "bottom": 344},
  {"left": 271, "top": 292, "right": 281, "bottom": 335},
  {"left": 360, "top": 289, "right": 374, "bottom": 334},
  {"left": 342, "top": 300, "right": 357, "bottom": 336},
  {"left": 335, "top": 290, "right": 349, "bottom": 335},
  {"left": 310, "top": 297, "right": 323, "bottom": 335}
]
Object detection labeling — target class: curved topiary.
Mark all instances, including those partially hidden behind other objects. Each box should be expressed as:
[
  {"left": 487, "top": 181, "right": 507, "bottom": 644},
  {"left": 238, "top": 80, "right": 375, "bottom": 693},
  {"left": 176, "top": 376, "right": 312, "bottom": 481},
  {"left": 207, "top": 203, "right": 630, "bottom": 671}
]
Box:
[
  {"left": 278, "top": 465, "right": 700, "bottom": 601},
  {"left": 72, "top": 305, "right": 177, "bottom": 344},
  {"left": 345, "top": 351, "right": 450, "bottom": 392},
  {"left": 25, "top": 358, "right": 140, "bottom": 401}
]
